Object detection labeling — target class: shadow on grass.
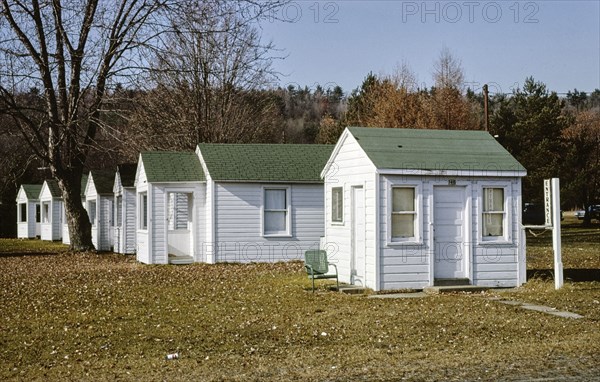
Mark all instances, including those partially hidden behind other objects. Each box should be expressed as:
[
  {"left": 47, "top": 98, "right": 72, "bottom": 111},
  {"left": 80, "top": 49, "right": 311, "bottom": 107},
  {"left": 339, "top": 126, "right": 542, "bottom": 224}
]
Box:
[
  {"left": 0, "top": 251, "right": 60, "bottom": 258},
  {"left": 528, "top": 268, "right": 600, "bottom": 282}
]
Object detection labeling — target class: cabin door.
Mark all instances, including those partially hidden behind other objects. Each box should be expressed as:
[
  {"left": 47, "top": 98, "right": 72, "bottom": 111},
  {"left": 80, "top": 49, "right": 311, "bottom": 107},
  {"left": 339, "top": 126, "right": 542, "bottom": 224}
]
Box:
[
  {"left": 167, "top": 192, "right": 193, "bottom": 258},
  {"left": 433, "top": 186, "right": 467, "bottom": 280},
  {"left": 351, "top": 186, "right": 365, "bottom": 286}
]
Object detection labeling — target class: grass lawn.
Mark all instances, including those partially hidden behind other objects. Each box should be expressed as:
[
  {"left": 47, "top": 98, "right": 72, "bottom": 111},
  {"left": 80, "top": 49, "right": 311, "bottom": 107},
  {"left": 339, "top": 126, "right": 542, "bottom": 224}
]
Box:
[{"left": 1, "top": 221, "right": 599, "bottom": 381}]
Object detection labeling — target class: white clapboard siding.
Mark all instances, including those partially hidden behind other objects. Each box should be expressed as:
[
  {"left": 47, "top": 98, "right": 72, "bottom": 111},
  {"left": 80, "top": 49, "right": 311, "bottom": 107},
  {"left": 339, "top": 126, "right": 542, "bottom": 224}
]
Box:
[
  {"left": 16, "top": 188, "right": 39, "bottom": 239},
  {"left": 323, "top": 132, "right": 377, "bottom": 288},
  {"left": 97, "top": 196, "right": 113, "bottom": 251},
  {"left": 135, "top": 162, "right": 150, "bottom": 263},
  {"left": 124, "top": 188, "right": 137, "bottom": 254},
  {"left": 213, "top": 183, "right": 324, "bottom": 263},
  {"left": 378, "top": 175, "right": 431, "bottom": 290},
  {"left": 151, "top": 185, "right": 166, "bottom": 264}
]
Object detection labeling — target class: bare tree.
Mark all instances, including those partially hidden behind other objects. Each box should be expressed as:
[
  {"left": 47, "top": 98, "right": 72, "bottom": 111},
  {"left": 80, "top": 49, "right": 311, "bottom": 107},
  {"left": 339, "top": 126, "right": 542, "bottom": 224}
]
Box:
[
  {"left": 431, "top": 47, "right": 470, "bottom": 129},
  {"left": 0, "top": 1, "right": 168, "bottom": 250},
  {"left": 432, "top": 46, "right": 465, "bottom": 90},
  {"left": 0, "top": 1, "right": 285, "bottom": 249},
  {"left": 127, "top": 1, "right": 286, "bottom": 152}
]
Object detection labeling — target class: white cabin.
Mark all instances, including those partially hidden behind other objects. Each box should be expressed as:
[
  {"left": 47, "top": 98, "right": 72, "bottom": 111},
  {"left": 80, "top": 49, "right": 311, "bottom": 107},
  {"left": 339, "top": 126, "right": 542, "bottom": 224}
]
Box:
[
  {"left": 62, "top": 174, "right": 88, "bottom": 245},
  {"left": 197, "top": 143, "right": 333, "bottom": 264},
  {"left": 113, "top": 164, "right": 137, "bottom": 254},
  {"left": 134, "top": 144, "right": 333, "bottom": 265},
  {"left": 321, "top": 127, "right": 527, "bottom": 291},
  {"left": 16, "top": 184, "right": 42, "bottom": 239},
  {"left": 39, "top": 180, "right": 63, "bottom": 241},
  {"left": 85, "top": 171, "right": 115, "bottom": 251}
]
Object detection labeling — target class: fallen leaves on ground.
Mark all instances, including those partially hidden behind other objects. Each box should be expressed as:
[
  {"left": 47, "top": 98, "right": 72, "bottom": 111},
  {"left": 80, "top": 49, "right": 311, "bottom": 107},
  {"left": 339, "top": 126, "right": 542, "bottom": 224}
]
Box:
[{"left": 0, "top": 238, "right": 599, "bottom": 381}]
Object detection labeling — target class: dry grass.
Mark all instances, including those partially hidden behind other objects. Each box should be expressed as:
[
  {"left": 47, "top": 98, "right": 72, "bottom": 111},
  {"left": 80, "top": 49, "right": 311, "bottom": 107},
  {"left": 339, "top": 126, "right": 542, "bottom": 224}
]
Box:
[
  {"left": 525, "top": 215, "right": 600, "bottom": 270},
  {"left": 1, "top": 232, "right": 599, "bottom": 381}
]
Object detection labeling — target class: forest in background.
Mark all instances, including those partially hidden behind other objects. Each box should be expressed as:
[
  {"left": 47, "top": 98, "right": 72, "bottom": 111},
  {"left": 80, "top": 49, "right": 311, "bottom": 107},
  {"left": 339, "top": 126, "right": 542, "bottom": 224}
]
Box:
[{"left": 1, "top": 1, "right": 599, "bottom": 239}]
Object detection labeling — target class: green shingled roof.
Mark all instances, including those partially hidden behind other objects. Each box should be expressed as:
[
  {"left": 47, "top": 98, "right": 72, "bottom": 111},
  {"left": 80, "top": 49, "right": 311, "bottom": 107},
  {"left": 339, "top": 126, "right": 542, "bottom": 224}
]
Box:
[
  {"left": 117, "top": 163, "right": 137, "bottom": 188},
  {"left": 44, "top": 174, "right": 88, "bottom": 198},
  {"left": 140, "top": 151, "right": 205, "bottom": 183},
  {"left": 80, "top": 174, "right": 88, "bottom": 196},
  {"left": 89, "top": 170, "right": 116, "bottom": 195},
  {"left": 347, "top": 127, "right": 526, "bottom": 172},
  {"left": 44, "top": 180, "right": 62, "bottom": 198},
  {"left": 21, "top": 184, "right": 42, "bottom": 199},
  {"left": 198, "top": 143, "right": 335, "bottom": 182}
]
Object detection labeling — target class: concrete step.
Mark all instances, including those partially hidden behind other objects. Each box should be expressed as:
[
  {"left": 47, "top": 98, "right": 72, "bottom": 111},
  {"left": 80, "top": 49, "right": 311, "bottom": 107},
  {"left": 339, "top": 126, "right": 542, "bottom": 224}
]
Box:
[
  {"left": 424, "top": 285, "right": 493, "bottom": 295},
  {"left": 331, "top": 284, "right": 367, "bottom": 294},
  {"left": 168, "top": 255, "right": 194, "bottom": 265},
  {"left": 434, "top": 278, "right": 470, "bottom": 286}
]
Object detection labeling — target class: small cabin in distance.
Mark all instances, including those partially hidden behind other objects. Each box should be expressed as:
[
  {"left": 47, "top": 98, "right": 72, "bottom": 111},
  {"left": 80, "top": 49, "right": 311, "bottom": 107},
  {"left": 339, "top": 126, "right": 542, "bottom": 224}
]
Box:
[
  {"left": 39, "top": 180, "right": 63, "bottom": 241},
  {"left": 16, "top": 184, "right": 42, "bottom": 239},
  {"left": 113, "top": 163, "right": 138, "bottom": 254},
  {"left": 85, "top": 170, "right": 116, "bottom": 251}
]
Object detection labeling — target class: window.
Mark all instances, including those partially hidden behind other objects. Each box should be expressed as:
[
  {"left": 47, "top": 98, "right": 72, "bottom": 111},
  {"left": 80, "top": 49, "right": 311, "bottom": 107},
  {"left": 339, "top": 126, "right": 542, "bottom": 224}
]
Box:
[
  {"left": 116, "top": 196, "right": 123, "bottom": 227},
  {"left": 36, "top": 204, "right": 41, "bottom": 223},
  {"left": 88, "top": 200, "right": 97, "bottom": 226},
  {"left": 263, "top": 188, "right": 289, "bottom": 236},
  {"left": 331, "top": 187, "right": 343, "bottom": 223},
  {"left": 19, "top": 203, "right": 26, "bottom": 222},
  {"left": 139, "top": 192, "right": 148, "bottom": 230},
  {"left": 483, "top": 188, "right": 504, "bottom": 237},
  {"left": 168, "top": 192, "right": 189, "bottom": 230},
  {"left": 391, "top": 187, "right": 416, "bottom": 240},
  {"left": 42, "top": 202, "right": 50, "bottom": 223}
]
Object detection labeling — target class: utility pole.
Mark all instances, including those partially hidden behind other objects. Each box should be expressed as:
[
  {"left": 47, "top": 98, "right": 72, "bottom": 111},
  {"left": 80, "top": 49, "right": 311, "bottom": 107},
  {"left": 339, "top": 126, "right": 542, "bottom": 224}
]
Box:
[{"left": 483, "top": 84, "right": 489, "bottom": 131}]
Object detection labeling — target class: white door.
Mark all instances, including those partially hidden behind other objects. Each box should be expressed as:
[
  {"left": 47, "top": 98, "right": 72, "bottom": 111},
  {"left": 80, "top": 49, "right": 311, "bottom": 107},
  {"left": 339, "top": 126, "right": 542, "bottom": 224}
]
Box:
[
  {"left": 351, "top": 186, "right": 365, "bottom": 285},
  {"left": 433, "top": 186, "right": 467, "bottom": 279}
]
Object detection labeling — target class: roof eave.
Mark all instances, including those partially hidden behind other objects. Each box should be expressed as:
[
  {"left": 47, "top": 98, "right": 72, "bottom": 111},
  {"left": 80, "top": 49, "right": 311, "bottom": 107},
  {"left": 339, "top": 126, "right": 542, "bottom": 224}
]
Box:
[
  {"left": 212, "top": 179, "right": 323, "bottom": 184},
  {"left": 376, "top": 168, "right": 527, "bottom": 177}
]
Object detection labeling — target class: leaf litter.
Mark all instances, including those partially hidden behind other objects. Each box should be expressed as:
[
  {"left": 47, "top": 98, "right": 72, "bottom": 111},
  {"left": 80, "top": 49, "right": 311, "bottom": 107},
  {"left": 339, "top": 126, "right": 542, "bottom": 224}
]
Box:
[{"left": 0, "top": 238, "right": 599, "bottom": 381}]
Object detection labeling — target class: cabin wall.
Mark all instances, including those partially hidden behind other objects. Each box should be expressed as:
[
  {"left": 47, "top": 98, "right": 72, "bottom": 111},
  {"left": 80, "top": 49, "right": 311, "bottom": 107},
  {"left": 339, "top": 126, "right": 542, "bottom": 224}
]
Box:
[
  {"left": 136, "top": 164, "right": 150, "bottom": 263},
  {"left": 213, "top": 182, "right": 324, "bottom": 263},
  {"left": 40, "top": 201, "right": 62, "bottom": 240},
  {"left": 377, "top": 175, "right": 523, "bottom": 290},
  {"left": 472, "top": 178, "right": 523, "bottom": 287},
  {"left": 378, "top": 175, "right": 432, "bottom": 290},
  {"left": 323, "top": 133, "right": 378, "bottom": 288},
  {"left": 16, "top": 191, "right": 39, "bottom": 238},
  {"left": 97, "top": 196, "right": 113, "bottom": 251},
  {"left": 122, "top": 187, "right": 137, "bottom": 254}
]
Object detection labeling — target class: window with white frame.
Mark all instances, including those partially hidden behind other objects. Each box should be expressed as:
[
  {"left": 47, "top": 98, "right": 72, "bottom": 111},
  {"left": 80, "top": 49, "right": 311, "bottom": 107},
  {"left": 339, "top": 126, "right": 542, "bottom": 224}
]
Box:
[
  {"left": 116, "top": 196, "right": 122, "bottom": 227},
  {"left": 88, "top": 200, "right": 97, "bottom": 226},
  {"left": 19, "top": 203, "right": 26, "bottom": 222},
  {"left": 139, "top": 192, "right": 148, "bottom": 230},
  {"left": 483, "top": 187, "right": 505, "bottom": 237},
  {"left": 35, "top": 204, "right": 41, "bottom": 223},
  {"left": 167, "top": 192, "right": 189, "bottom": 230},
  {"left": 391, "top": 187, "right": 417, "bottom": 241},
  {"left": 331, "top": 187, "right": 343, "bottom": 223},
  {"left": 42, "top": 202, "right": 50, "bottom": 223},
  {"left": 263, "top": 188, "right": 290, "bottom": 236}
]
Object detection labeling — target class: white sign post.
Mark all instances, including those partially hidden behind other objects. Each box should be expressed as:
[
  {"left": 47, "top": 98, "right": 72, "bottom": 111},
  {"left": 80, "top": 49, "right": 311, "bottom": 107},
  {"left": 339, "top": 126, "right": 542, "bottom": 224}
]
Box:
[{"left": 551, "top": 178, "right": 563, "bottom": 289}]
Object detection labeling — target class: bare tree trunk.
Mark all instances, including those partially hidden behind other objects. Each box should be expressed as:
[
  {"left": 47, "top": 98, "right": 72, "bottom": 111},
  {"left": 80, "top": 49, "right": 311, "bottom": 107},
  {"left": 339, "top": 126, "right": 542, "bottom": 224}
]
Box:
[{"left": 58, "top": 173, "right": 93, "bottom": 251}]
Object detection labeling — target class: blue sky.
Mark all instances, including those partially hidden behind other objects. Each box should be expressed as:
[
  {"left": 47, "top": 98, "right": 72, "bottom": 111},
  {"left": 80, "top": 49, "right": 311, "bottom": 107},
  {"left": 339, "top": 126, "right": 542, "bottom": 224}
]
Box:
[{"left": 259, "top": 0, "right": 600, "bottom": 95}]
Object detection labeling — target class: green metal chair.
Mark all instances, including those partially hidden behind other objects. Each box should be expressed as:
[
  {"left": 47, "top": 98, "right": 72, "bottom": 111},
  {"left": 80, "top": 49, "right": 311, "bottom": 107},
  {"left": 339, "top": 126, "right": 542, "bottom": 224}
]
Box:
[{"left": 304, "top": 250, "right": 339, "bottom": 293}]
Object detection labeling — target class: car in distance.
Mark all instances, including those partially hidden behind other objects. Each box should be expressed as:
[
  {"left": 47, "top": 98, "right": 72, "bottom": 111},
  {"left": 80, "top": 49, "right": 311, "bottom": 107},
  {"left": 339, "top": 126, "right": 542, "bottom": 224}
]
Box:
[{"left": 576, "top": 205, "right": 600, "bottom": 221}]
